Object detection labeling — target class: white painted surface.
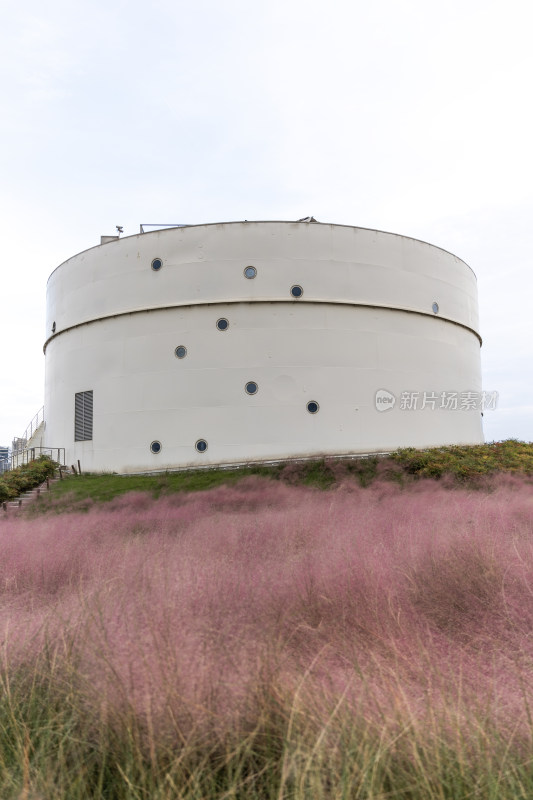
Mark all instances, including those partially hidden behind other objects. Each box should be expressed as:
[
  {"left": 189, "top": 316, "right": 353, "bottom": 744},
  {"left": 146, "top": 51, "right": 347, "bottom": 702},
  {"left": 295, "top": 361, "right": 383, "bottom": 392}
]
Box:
[{"left": 44, "top": 222, "right": 483, "bottom": 472}]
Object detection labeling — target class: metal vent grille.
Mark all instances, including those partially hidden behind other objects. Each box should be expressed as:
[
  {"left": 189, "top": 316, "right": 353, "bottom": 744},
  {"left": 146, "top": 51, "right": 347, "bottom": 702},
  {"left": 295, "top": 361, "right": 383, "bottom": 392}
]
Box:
[{"left": 74, "top": 391, "right": 93, "bottom": 441}]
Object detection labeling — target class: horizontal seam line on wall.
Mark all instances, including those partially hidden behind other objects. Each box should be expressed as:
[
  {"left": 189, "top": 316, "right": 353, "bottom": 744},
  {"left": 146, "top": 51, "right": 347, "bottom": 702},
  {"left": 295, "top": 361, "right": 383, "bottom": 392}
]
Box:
[{"left": 43, "top": 299, "right": 482, "bottom": 353}]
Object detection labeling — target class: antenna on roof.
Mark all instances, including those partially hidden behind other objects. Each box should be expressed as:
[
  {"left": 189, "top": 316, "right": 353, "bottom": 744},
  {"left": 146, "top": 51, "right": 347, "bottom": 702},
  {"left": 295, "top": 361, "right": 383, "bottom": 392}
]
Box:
[{"left": 116, "top": 226, "right": 123, "bottom": 236}]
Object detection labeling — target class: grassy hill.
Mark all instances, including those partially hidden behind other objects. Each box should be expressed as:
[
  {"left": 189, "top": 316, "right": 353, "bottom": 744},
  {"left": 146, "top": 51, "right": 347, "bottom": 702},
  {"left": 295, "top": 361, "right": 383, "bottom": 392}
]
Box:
[{"left": 27, "top": 438, "right": 533, "bottom": 514}]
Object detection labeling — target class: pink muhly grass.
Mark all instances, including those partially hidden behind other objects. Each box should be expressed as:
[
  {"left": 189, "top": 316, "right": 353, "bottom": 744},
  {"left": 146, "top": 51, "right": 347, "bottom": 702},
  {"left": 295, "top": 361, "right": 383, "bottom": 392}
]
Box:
[{"left": 0, "top": 473, "right": 532, "bottom": 754}]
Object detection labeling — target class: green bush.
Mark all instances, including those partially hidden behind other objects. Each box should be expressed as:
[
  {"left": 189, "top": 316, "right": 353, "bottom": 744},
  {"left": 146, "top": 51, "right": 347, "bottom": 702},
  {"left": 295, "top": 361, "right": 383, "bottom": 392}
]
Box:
[
  {"left": 0, "top": 455, "right": 57, "bottom": 504},
  {"left": 391, "top": 440, "right": 533, "bottom": 482},
  {"left": 0, "top": 482, "right": 14, "bottom": 504}
]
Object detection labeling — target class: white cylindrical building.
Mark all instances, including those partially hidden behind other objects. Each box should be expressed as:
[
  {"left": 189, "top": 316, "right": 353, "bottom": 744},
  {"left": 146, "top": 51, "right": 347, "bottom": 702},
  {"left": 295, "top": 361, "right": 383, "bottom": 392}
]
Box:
[{"left": 43, "top": 221, "right": 483, "bottom": 473}]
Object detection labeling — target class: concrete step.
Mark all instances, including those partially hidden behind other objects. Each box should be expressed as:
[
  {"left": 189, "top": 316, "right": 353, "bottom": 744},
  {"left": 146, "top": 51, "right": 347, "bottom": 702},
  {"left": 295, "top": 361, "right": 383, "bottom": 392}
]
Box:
[{"left": 1, "top": 477, "right": 59, "bottom": 516}]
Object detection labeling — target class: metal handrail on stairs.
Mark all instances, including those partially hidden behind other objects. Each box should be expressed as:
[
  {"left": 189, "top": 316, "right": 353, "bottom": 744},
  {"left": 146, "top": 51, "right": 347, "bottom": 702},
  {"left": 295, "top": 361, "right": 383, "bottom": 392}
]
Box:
[
  {"left": 12, "top": 407, "right": 45, "bottom": 455},
  {"left": 7, "top": 408, "right": 66, "bottom": 471},
  {"left": 11, "top": 447, "right": 65, "bottom": 469}
]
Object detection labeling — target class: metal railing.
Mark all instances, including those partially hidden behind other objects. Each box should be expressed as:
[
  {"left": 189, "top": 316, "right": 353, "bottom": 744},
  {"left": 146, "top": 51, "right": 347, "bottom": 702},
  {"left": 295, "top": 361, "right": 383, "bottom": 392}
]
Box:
[
  {"left": 13, "top": 407, "right": 45, "bottom": 454},
  {"left": 139, "top": 223, "right": 189, "bottom": 233},
  {"left": 10, "top": 447, "right": 65, "bottom": 470}
]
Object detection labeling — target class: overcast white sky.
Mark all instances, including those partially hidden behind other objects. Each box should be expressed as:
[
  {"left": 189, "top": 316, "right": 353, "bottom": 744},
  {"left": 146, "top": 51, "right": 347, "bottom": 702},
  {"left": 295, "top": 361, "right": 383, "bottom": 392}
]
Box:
[{"left": 1, "top": 0, "right": 532, "bottom": 448}]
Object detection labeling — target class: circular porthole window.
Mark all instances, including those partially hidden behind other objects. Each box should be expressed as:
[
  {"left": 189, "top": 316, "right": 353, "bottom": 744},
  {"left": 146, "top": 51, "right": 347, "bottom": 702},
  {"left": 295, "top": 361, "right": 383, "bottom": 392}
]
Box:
[
  {"left": 195, "top": 439, "right": 208, "bottom": 453},
  {"left": 306, "top": 401, "right": 319, "bottom": 414},
  {"left": 150, "top": 440, "right": 162, "bottom": 454},
  {"left": 244, "top": 266, "right": 257, "bottom": 279},
  {"left": 432, "top": 302, "right": 439, "bottom": 314},
  {"left": 151, "top": 258, "right": 163, "bottom": 271},
  {"left": 216, "top": 318, "right": 229, "bottom": 331},
  {"left": 245, "top": 381, "right": 258, "bottom": 395},
  {"left": 175, "top": 345, "right": 187, "bottom": 359},
  {"left": 290, "top": 285, "right": 303, "bottom": 298}
]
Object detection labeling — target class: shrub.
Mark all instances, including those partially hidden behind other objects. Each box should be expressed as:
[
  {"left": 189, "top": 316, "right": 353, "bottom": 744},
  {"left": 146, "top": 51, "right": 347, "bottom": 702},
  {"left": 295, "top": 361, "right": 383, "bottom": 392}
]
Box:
[
  {"left": 0, "top": 482, "right": 14, "bottom": 503},
  {"left": 0, "top": 455, "right": 57, "bottom": 503},
  {"left": 392, "top": 439, "right": 533, "bottom": 482}
]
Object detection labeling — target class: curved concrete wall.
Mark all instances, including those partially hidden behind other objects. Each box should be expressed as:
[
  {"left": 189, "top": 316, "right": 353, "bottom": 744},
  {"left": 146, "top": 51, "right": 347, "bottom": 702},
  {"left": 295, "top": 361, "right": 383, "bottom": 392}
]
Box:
[{"left": 44, "top": 221, "right": 483, "bottom": 473}]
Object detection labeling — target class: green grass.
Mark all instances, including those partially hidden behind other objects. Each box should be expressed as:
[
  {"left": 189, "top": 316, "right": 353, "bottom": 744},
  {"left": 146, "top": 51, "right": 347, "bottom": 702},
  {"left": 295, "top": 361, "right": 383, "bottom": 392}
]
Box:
[
  {"left": 41, "top": 463, "right": 285, "bottom": 505},
  {"left": 2, "top": 655, "right": 533, "bottom": 799},
  {"left": 32, "top": 459, "right": 342, "bottom": 513},
  {"left": 30, "top": 440, "right": 533, "bottom": 515}
]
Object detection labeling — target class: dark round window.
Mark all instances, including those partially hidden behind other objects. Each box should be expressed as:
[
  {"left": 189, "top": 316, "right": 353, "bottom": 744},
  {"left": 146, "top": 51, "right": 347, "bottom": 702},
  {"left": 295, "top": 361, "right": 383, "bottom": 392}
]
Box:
[
  {"left": 150, "top": 440, "right": 162, "bottom": 453},
  {"left": 432, "top": 302, "right": 439, "bottom": 314},
  {"left": 195, "top": 439, "right": 208, "bottom": 453},
  {"left": 245, "top": 381, "right": 258, "bottom": 395},
  {"left": 244, "top": 266, "right": 257, "bottom": 279},
  {"left": 307, "top": 401, "right": 319, "bottom": 414},
  {"left": 151, "top": 258, "right": 163, "bottom": 271},
  {"left": 291, "top": 285, "right": 303, "bottom": 298},
  {"left": 216, "top": 318, "right": 229, "bottom": 331},
  {"left": 175, "top": 345, "right": 187, "bottom": 359}
]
